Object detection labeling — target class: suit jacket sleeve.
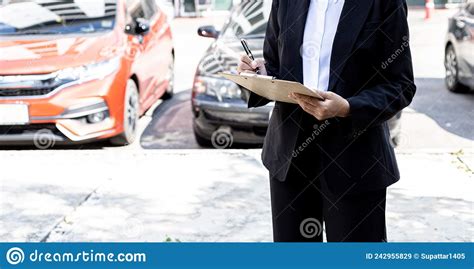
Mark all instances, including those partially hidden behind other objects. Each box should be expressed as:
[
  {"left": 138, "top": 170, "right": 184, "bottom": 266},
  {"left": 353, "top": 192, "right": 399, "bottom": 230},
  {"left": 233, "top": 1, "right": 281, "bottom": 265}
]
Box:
[
  {"left": 346, "top": 0, "right": 416, "bottom": 130},
  {"left": 248, "top": 0, "right": 280, "bottom": 108}
]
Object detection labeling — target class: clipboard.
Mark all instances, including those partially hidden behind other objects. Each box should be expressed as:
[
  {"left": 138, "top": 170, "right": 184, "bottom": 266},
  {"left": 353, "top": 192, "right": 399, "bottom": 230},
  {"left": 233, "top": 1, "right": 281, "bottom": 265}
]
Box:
[{"left": 219, "top": 72, "right": 325, "bottom": 104}]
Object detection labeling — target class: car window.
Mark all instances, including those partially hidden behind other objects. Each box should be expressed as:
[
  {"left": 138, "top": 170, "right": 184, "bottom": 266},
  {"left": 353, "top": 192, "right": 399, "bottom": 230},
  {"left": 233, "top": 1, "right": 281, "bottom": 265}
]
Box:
[
  {"left": 0, "top": 0, "right": 117, "bottom": 35},
  {"left": 143, "top": 0, "right": 158, "bottom": 19},
  {"left": 127, "top": 0, "right": 156, "bottom": 20},
  {"left": 128, "top": 0, "right": 145, "bottom": 19},
  {"left": 468, "top": 3, "right": 474, "bottom": 16},
  {"left": 220, "top": 0, "right": 271, "bottom": 40}
]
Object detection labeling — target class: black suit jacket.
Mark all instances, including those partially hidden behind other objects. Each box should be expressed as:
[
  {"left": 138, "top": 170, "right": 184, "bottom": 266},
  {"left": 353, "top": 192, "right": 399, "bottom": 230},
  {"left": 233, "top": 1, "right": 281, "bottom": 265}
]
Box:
[{"left": 249, "top": 0, "right": 416, "bottom": 194}]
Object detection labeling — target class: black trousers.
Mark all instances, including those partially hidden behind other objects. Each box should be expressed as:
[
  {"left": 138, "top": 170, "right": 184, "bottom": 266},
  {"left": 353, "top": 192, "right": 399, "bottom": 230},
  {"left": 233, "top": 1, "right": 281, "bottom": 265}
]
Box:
[
  {"left": 269, "top": 119, "right": 387, "bottom": 242},
  {"left": 270, "top": 175, "right": 387, "bottom": 242}
]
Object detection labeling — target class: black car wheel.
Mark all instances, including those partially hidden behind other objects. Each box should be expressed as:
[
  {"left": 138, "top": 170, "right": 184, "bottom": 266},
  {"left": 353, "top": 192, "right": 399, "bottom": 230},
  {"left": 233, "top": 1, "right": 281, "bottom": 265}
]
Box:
[
  {"left": 194, "top": 130, "right": 212, "bottom": 148},
  {"left": 445, "top": 45, "right": 469, "bottom": 93}
]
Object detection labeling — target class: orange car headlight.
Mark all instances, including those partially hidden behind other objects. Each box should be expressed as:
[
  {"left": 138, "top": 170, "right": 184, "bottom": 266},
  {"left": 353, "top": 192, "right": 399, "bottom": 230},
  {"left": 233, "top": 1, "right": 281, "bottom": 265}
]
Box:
[{"left": 56, "top": 57, "right": 121, "bottom": 84}]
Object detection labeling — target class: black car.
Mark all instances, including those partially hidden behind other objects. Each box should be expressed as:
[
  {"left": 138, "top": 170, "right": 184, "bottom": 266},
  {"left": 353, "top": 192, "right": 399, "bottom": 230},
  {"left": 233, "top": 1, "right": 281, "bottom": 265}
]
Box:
[
  {"left": 192, "top": 1, "right": 402, "bottom": 148},
  {"left": 191, "top": 1, "right": 273, "bottom": 148},
  {"left": 445, "top": 1, "right": 474, "bottom": 92}
]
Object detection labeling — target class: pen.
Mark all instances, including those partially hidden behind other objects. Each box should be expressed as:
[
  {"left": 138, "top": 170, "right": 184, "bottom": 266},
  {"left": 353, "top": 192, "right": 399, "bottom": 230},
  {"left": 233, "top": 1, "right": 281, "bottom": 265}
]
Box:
[{"left": 241, "top": 39, "right": 260, "bottom": 74}]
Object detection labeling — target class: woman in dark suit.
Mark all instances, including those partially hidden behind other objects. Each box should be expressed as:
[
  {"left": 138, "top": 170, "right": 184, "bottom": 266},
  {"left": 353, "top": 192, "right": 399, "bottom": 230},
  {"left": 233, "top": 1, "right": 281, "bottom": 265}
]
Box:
[{"left": 238, "top": 0, "right": 416, "bottom": 242}]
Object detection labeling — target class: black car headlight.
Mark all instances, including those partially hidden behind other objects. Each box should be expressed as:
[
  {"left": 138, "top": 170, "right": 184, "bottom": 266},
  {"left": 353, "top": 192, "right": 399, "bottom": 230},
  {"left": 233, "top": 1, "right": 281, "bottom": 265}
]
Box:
[{"left": 193, "top": 76, "right": 242, "bottom": 101}]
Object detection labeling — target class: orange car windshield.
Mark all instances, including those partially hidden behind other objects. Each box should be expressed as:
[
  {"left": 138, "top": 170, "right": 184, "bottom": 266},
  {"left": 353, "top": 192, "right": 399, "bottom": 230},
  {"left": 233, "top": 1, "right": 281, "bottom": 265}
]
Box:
[{"left": 0, "top": 0, "right": 117, "bottom": 36}]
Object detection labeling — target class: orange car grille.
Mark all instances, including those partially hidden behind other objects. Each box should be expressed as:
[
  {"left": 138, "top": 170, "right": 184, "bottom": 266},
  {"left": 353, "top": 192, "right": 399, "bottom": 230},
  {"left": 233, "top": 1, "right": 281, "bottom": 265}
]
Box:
[{"left": 0, "top": 87, "right": 56, "bottom": 97}]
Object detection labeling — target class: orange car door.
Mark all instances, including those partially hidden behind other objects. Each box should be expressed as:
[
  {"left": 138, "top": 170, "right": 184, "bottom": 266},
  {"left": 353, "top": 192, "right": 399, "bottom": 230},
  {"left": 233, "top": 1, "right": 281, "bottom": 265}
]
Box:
[
  {"left": 128, "top": 0, "right": 159, "bottom": 110},
  {"left": 147, "top": 2, "right": 174, "bottom": 98}
]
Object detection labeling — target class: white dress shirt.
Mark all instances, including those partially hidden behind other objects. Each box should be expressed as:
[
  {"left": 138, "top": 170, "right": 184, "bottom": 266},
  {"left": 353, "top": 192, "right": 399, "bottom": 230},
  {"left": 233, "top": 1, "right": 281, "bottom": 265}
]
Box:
[{"left": 302, "top": 0, "right": 345, "bottom": 92}]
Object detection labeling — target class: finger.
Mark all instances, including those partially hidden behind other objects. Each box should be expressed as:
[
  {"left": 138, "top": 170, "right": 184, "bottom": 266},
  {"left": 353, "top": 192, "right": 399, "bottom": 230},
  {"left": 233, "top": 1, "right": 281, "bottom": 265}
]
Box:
[
  {"left": 293, "top": 93, "right": 324, "bottom": 105},
  {"left": 298, "top": 98, "right": 321, "bottom": 112},
  {"left": 237, "top": 61, "right": 252, "bottom": 71},
  {"left": 301, "top": 103, "right": 323, "bottom": 120},
  {"left": 290, "top": 93, "right": 322, "bottom": 116},
  {"left": 288, "top": 92, "right": 297, "bottom": 100},
  {"left": 298, "top": 96, "right": 329, "bottom": 118},
  {"left": 314, "top": 90, "right": 333, "bottom": 99},
  {"left": 297, "top": 100, "right": 324, "bottom": 119},
  {"left": 295, "top": 99, "right": 312, "bottom": 113},
  {"left": 251, "top": 59, "right": 265, "bottom": 69},
  {"left": 237, "top": 61, "right": 253, "bottom": 72},
  {"left": 240, "top": 54, "right": 253, "bottom": 65},
  {"left": 294, "top": 97, "right": 319, "bottom": 115}
]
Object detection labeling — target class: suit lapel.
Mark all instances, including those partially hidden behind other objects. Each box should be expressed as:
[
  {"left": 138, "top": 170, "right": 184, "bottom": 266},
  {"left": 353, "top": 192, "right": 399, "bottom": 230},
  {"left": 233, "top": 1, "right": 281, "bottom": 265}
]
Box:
[
  {"left": 284, "top": 0, "right": 310, "bottom": 83},
  {"left": 328, "top": 0, "right": 374, "bottom": 92},
  {"left": 285, "top": 0, "right": 311, "bottom": 39}
]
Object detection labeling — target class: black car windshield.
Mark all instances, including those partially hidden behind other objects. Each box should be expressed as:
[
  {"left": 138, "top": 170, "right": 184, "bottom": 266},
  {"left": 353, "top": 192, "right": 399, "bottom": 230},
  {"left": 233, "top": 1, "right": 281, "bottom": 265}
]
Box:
[
  {"left": 220, "top": 0, "right": 271, "bottom": 40},
  {"left": 0, "top": 0, "right": 117, "bottom": 36}
]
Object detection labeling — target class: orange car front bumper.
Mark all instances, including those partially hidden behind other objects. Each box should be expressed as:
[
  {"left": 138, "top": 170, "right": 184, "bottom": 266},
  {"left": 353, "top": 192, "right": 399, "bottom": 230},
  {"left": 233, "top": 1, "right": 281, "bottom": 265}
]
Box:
[{"left": 0, "top": 71, "right": 127, "bottom": 144}]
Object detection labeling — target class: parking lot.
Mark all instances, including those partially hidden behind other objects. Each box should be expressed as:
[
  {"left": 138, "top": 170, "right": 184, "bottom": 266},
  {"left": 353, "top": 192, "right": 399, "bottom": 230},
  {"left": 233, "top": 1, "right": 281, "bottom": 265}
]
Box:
[
  {"left": 140, "top": 9, "right": 474, "bottom": 151},
  {"left": 0, "top": 9, "right": 473, "bottom": 242}
]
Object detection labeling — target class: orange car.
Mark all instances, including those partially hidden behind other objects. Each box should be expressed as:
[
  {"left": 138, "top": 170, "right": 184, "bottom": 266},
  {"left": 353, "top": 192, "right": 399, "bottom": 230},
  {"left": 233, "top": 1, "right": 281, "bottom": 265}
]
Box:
[{"left": 0, "top": 0, "right": 174, "bottom": 146}]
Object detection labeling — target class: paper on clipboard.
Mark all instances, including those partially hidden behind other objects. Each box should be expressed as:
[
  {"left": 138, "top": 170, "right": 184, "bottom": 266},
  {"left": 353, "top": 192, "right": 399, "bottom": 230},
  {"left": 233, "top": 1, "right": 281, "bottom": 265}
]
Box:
[{"left": 219, "top": 72, "right": 324, "bottom": 104}]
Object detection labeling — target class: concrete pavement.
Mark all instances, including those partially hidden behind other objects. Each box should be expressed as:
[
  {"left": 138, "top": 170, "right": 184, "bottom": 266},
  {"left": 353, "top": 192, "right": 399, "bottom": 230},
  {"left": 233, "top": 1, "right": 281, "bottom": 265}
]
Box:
[{"left": 0, "top": 150, "right": 472, "bottom": 242}]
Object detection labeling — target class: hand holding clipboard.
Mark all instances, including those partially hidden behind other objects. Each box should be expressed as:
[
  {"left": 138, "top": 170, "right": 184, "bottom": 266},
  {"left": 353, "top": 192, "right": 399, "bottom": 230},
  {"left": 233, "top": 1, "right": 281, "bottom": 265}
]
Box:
[
  {"left": 220, "top": 72, "right": 325, "bottom": 104},
  {"left": 233, "top": 39, "right": 325, "bottom": 104}
]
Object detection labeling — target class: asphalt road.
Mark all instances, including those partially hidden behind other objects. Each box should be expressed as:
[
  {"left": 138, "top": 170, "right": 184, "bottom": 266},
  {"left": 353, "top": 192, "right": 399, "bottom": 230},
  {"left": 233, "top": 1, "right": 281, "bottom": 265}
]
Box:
[
  {"left": 410, "top": 78, "right": 473, "bottom": 141},
  {"left": 140, "top": 90, "right": 198, "bottom": 149}
]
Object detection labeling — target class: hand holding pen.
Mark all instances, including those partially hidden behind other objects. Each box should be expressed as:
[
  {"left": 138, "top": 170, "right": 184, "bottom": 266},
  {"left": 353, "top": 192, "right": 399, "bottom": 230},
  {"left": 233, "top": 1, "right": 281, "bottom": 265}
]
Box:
[{"left": 238, "top": 39, "right": 267, "bottom": 75}]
